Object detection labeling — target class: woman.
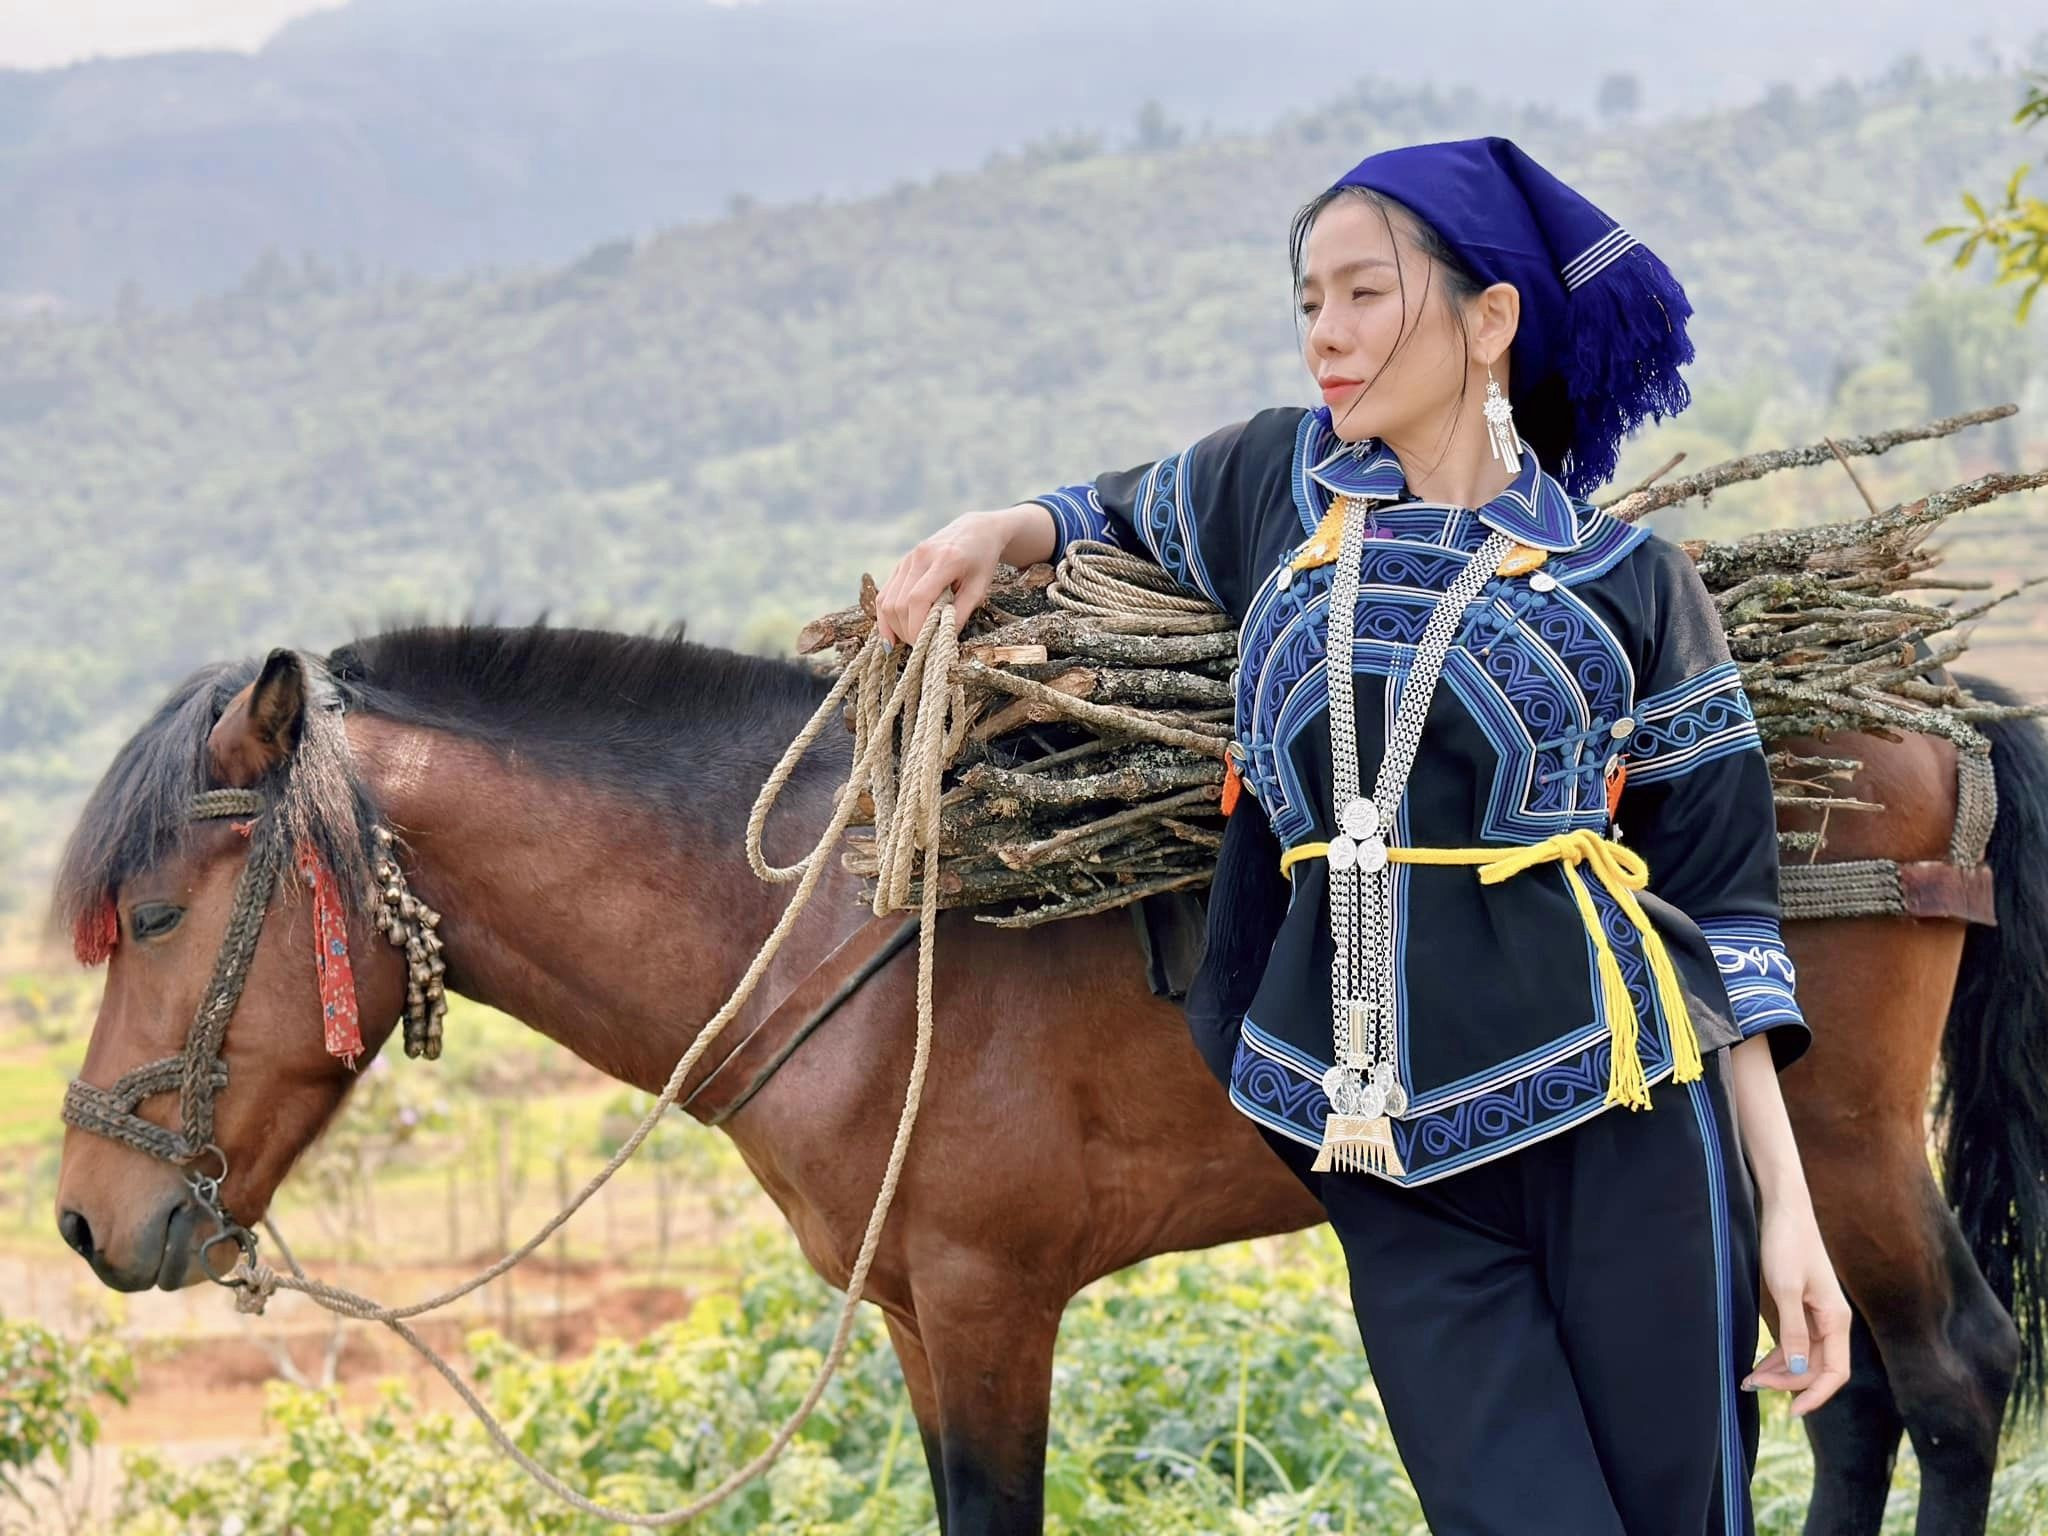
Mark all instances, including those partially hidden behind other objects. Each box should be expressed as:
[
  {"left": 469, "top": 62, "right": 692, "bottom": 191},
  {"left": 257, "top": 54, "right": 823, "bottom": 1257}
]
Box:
[{"left": 877, "top": 136, "right": 1849, "bottom": 1534}]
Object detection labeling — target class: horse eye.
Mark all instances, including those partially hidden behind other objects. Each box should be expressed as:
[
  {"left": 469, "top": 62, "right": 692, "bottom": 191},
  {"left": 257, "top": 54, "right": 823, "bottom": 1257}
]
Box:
[{"left": 130, "top": 903, "right": 185, "bottom": 941}]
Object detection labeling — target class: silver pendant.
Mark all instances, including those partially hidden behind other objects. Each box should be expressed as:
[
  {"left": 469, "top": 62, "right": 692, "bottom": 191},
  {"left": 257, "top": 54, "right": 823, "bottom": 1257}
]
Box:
[
  {"left": 1373, "top": 1059, "right": 1408, "bottom": 1118},
  {"left": 1340, "top": 797, "right": 1380, "bottom": 840},
  {"left": 1322, "top": 1062, "right": 1367, "bottom": 1112},
  {"left": 1321, "top": 1066, "right": 1388, "bottom": 1121},
  {"left": 1326, "top": 834, "right": 1359, "bottom": 872}
]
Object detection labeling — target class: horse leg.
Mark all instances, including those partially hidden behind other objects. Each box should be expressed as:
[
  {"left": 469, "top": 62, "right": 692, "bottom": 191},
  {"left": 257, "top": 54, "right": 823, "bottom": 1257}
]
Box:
[
  {"left": 1800, "top": 1308, "right": 1903, "bottom": 1536},
  {"left": 1869, "top": 1205, "right": 2016, "bottom": 1536},
  {"left": 912, "top": 1275, "right": 1062, "bottom": 1535},
  {"left": 1801, "top": 1146, "right": 2012, "bottom": 1535},
  {"left": 882, "top": 1311, "right": 951, "bottom": 1532},
  {"left": 1783, "top": 913, "right": 2016, "bottom": 1536}
]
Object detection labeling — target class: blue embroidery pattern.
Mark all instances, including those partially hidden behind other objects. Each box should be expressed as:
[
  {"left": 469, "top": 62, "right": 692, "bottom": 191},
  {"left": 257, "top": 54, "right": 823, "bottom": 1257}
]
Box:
[
  {"left": 1302, "top": 412, "right": 1582, "bottom": 550},
  {"left": 1241, "top": 537, "right": 1635, "bottom": 845},
  {"left": 1128, "top": 450, "right": 1227, "bottom": 610},
  {"left": 1697, "top": 915, "right": 1804, "bottom": 1038},
  {"left": 1624, "top": 661, "right": 1760, "bottom": 785},
  {"left": 1230, "top": 1019, "right": 1653, "bottom": 1185},
  {"left": 1033, "top": 484, "right": 1111, "bottom": 557},
  {"left": 1041, "top": 410, "right": 1756, "bottom": 1182}
]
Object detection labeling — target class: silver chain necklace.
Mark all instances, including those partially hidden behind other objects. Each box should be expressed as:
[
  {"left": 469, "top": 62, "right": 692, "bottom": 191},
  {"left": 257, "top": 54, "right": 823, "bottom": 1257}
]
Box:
[{"left": 1318, "top": 495, "right": 1511, "bottom": 1173}]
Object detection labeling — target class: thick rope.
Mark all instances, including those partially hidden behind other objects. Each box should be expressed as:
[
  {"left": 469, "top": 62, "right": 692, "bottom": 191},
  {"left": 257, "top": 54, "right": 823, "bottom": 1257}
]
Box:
[
  {"left": 1046, "top": 538, "right": 1231, "bottom": 623},
  {"left": 229, "top": 603, "right": 964, "bottom": 1527}
]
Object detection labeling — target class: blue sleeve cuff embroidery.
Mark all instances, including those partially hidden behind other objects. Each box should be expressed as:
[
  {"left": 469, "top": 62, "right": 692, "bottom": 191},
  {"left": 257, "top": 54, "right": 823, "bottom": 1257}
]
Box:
[
  {"left": 1133, "top": 450, "right": 1224, "bottom": 609},
  {"left": 1697, "top": 914, "right": 1805, "bottom": 1039},
  {"left": 1624, "top": 660, "right": 1762, "bottom": 785},
  {"left": 1029, "top": 486, "right": 1112, "bottom": 559}
]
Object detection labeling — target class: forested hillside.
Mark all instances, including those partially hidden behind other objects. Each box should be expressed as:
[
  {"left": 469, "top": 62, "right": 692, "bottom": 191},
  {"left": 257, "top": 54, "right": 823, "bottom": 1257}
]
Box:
[
  {"left": 2, "top": 63, "right": 2044, "bottom": 914},
  {"left": 4, "top": 0, "right": 2040, "bottom": 306}
]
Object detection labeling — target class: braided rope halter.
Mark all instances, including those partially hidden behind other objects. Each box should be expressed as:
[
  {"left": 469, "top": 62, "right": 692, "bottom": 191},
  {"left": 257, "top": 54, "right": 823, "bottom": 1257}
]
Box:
[{"left": 61, "top": 788, "right": 448, "bottom": 1285}]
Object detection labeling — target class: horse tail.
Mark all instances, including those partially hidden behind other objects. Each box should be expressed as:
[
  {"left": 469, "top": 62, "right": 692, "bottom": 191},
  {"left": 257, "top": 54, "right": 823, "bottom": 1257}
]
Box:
[{"left": 1938, "top": 672, "right": 2048, "bottom": 1415}]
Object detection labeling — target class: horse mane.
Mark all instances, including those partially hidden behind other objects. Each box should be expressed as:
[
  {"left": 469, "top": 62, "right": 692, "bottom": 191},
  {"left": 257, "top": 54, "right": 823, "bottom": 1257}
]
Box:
[
  {"left": 324, "top": 619, "right": 837, "bottom": 813},
  {"left": 52, "top": 654, "right": 380, "bottom": 939},
  {"left": 53, "top": 620, "right": 839, "bottom": 938}
]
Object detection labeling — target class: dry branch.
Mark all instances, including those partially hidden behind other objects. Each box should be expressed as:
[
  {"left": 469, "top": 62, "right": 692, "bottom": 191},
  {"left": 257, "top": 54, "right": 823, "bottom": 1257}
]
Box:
[{"left": 809, "top": 405, "right": 2047, "bottom": 925}]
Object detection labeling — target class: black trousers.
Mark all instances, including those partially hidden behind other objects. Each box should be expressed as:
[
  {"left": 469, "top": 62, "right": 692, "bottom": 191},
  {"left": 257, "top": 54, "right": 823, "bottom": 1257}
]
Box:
[{"left": 1256, "top": 1046, "right": 1759, "bottom": 1536}]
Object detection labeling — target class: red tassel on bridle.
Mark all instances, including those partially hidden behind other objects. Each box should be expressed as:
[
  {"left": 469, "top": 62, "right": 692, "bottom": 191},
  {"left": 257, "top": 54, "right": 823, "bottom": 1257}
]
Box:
[
  {"left": 71, "top": 829, "right": 364, "bottom": 1068},
  {"left": 297, "top": 843, "right": 364, "bottom": 1069}
]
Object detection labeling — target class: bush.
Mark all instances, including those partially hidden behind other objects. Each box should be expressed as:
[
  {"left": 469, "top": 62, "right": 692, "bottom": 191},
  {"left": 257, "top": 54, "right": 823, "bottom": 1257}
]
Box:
[
  {"left": 0, "top": 1313, "right": 134, "bottom": 1535},
  {"left": 89, "top": 1226, "right": 2048, "bottom": 1534}
]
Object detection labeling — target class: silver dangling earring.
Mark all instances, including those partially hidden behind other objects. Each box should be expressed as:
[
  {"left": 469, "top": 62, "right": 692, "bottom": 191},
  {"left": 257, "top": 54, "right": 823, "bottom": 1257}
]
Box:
[{"left": 1483, "top": 364, "right": 1522, "bottom": 474}]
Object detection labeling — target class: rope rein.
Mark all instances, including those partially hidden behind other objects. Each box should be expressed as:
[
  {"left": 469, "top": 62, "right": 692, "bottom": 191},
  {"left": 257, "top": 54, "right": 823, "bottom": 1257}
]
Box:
[
  {"left": 222, "top": 601, "right": 962, "bottom": 1526},
  {"left": 68, "top": 544, "right": 1216, "bottom": 1524}
]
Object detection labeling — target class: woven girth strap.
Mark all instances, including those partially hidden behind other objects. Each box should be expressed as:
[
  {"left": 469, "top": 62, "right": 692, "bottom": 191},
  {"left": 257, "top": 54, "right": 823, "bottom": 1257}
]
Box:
[{"left": 1776, "top": 746, "right": 1998, "bottom": 923}]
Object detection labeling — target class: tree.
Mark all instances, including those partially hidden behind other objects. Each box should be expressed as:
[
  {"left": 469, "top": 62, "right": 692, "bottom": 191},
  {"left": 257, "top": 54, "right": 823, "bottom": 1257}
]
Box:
[
  {"left": 1596, "top": 73, "right": 1641, "bottom": 124},
  {"left": 1133, "top": 99, "right": 1183, "bottom": 153},
  {"left": 1929, "top": 74, "right": 2048, "bottom": 320},
  {"left": 1886, "top": 281, "right": 2036, "bottom": 449}
]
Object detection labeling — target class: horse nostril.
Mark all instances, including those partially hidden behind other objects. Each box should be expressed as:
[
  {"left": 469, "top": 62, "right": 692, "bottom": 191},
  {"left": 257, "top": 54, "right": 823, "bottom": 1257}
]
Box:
[{"left": 57, "top": 1208, "right": 95, "bottom": 1261}]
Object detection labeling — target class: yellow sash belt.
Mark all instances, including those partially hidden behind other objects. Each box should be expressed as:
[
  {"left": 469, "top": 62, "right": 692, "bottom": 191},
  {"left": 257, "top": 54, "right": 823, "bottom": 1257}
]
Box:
[{"left": 1279, "top": 828, "right": 1703, "bottom": 1111}]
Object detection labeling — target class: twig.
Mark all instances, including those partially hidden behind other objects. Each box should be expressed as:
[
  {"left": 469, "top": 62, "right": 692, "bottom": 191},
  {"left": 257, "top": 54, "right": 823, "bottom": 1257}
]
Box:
[
  {"left": 1825, "top": 436, "right": 1883, "bottom": 516},
  {"left": 1600, "top": 403, "right": 2018, "bottom": 522}
]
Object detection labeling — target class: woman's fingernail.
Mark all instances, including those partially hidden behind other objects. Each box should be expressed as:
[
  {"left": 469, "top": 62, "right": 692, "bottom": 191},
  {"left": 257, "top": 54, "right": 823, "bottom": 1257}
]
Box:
[
  {"left": 1739, "top": 1378, "right": 1756, "bottom": 1391},
  {"left": 1789, "top": 1355, "right": 1809, "bottom": 1376}
]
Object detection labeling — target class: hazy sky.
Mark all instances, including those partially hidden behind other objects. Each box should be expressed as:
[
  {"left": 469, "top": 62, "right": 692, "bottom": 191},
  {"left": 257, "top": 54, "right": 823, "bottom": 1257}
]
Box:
[
  {"left": 0, "top": 0, "right": 344, "bottom": 68},
  {"left": 2, "top": 1, "right": 2040, "bottom": 95}
]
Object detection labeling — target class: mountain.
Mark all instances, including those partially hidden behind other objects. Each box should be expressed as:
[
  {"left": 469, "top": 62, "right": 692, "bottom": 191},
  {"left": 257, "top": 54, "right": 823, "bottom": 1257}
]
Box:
[
  {"left": 0, "top": 61, "right": 2043, "bottom": 910},
  {"left": 2, "top": 0, "right": 2044, "bottom": 307}
]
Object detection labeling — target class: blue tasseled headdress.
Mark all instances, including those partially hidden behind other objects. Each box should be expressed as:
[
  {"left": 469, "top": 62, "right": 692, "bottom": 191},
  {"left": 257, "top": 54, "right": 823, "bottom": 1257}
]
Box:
[{"left": 1329, "top": 136, "right": 1694, "bottom": 499}]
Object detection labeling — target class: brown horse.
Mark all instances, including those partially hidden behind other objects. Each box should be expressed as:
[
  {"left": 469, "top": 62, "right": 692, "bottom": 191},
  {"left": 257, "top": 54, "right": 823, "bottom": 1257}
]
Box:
[{"left": 48, "top": 625, "right": 2048, "bottom": 1536}]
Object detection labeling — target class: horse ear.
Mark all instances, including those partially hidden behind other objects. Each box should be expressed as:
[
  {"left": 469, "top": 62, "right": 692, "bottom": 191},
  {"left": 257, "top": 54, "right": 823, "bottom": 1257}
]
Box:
[{"left": 207, "top": 649, "right": 307, "bottom": 787}]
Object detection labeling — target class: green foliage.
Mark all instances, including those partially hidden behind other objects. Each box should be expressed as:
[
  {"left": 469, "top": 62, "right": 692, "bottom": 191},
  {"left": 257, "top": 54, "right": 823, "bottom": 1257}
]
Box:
[
  {"left": 1, "top": 66, "right": 2043, "bottom": 917},
  {"left": 101, "top": 1232, "right": 1418, "bottom": 1536},
  {"left": 84, "top": 1226, "right": 2048, "bottom": 1534},
  {"left": 1929, "top": 75, "right": 2048, "bottom": 321},
  {"left": 0, "top": 1313, "right": 133, "bottom": 1527}
]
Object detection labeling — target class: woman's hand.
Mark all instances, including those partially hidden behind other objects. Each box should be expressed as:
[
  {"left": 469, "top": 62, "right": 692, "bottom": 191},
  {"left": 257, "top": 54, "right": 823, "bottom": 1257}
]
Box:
[
  {"left": 876, "top": 505, "right": 1053, "bottom": 647},
  {"left": 1744, "top": 1195, "right": 1853, "bottom": 1417},
  {"left": 1727, "top": 1033, "right": 1851, "bottom": 1417}
]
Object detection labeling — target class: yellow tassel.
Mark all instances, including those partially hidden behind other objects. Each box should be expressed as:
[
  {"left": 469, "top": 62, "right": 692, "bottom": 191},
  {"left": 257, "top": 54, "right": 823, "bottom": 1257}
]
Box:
[
  {"left": 1598, "top": 944, "right": 1653, "bottom": 1110},
  {"left": 1283, "top": 827, "right": 1708, "bottom": 1127},
  {"left": 1311, "top": 1114, "right": 1406, "bottom": 1177},
  {"left": 1639, "top": 906, "right": 1704, "bottom": 1085},
  {"left": 1552, "top": 862, "right": 1652, "bottom": 1111}
]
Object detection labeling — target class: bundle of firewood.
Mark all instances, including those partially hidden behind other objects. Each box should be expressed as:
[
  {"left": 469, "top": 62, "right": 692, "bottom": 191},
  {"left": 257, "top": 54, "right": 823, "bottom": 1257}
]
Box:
[
  {"left": 797, "top": 551, "right": 1239, "bottom": 926},
  {"left": 797, "top": 405, "right": 2048, "bottom": 926}
]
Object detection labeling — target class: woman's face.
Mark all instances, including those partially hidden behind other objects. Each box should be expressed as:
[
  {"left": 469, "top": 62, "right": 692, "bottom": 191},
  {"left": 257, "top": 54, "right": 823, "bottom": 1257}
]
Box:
[{"left": 1298, "top": 196, "right": 1474, "bottom": 447}]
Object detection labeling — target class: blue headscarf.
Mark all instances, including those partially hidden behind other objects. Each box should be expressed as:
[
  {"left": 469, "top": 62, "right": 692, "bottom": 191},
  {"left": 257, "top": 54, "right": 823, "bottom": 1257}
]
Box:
[{"left": 1328, "top": 136, "right": 1694, "bottom": 499}]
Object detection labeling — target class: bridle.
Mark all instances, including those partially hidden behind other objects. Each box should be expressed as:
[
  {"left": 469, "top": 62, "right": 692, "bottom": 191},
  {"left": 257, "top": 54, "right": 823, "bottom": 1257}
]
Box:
[
  {"left": 60, "top": 771, "right": 909, "bottom": 1290},
  {"left": 60, "top": 787, "right": 448, "bottom": 1284}
]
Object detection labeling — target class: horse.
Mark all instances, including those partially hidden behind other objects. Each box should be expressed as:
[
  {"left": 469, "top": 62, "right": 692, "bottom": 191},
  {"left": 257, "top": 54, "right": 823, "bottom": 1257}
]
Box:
[{"left": 46, "top": 623, "right": 2048, "bottom": 1536}]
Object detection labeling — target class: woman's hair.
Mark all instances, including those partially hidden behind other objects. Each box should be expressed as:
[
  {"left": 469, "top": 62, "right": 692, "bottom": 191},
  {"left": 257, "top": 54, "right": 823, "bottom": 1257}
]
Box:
[{"left": 1287, "top": 185, "right": 1572, "bottom": 475}]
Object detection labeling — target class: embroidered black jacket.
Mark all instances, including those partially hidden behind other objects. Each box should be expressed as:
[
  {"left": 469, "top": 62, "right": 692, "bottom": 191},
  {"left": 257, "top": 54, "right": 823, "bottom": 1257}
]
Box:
[{"left": 1029, "top": 405, "right": 1810, "bottom": 1185}]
